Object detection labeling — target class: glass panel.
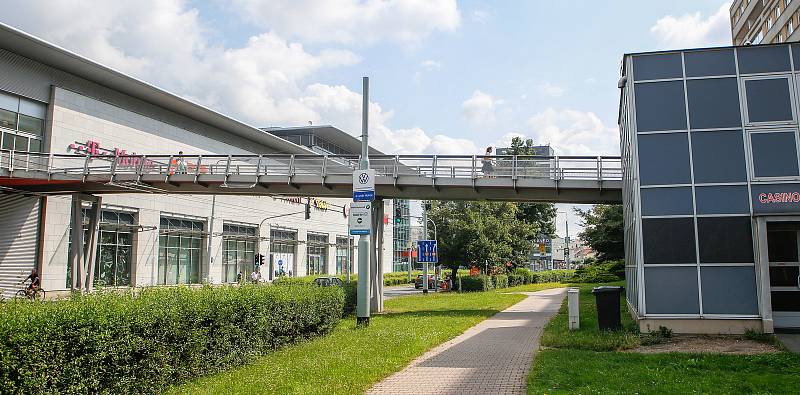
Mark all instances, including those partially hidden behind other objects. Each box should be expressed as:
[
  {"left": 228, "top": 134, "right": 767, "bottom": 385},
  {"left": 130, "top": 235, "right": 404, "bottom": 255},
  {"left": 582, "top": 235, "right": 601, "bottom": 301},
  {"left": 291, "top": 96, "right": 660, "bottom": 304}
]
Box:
[
  {"left": 101, "top": 211, "right": 118, "bottom": 224},
  {"left": 686, "top": 78, "right": 741, "bottom": 129},
  {"left": 771, "top": 291, "right": 800, "bottom": 311},
  {"left": 737, "top": 45, "right": 791, "bottom": 74},
  {"left": 644, "top": 266, "right": 700, "bottom": 314},
  {"left": 770, "top": 266, "right": 800, "bottom": 286},
  {"left": 637, "top": 132, "right": 692, "bottom": 185},
  {"left": 100, "top": 231, "right": 115, "bottom": 244},
  {"left": 691, "top": 130, "right": 747, "bottom": 183},
  {"left": 2, "top": 132, "right": 13, "bottom": 150},
  {"left": 191, "top": 236, "right": 201, "bottom": 249},
  {"left": 695, "top": 185, "right": 750, "bottom": 214},
  {"left": 178, "top": 250, "right": 190, "bottom": 284},
  {"left": 168, "top": 235, "right": 180, "bottom": 248},
  {"left": 166, "top": 248, "right": 178, "bottom": 285},
  {"left": 634, "top": 81, "right": 687, "bottom": 132},
  {"left": 118, "top": 213, "right": 135, "bottom": 225},
  {"left": 700, "top": 267, "right": 758, "bottom": 315},
  {"left": 18, "top": 99, "right": 45, "bottom": 119},
  {"left": 745, "top": 78, "right": 794, "bottom": 123},
  {"left": 17, "top": 114, "right": 43, "bottom": 136},
  {"left": 768, "top": 231, "right": 799, "bottom": 262},
  {"left": 793, "top": 44, "right": 800, "bottom": 71},
  {"left": 28, "top": 139, "right": 41, "bottom": 153},
  {"left": 181, "top": 236, "right": 190, "bottom": 248},
  {"left": 158, "top": 247, "right": 166, "bottom": 285},
  {"left": 189, "top": 250, "right": 200, "bottom": 284},
  {"left": 632, "top": 53, "right": 683, "bottom": 81},
  {"left": 0, "top": 108, "right": 16, "bottom": 129},
  {"left": 14, "top": 135, "right": 27, "bottom": 151},
  {"left": 642, "top": 217, "right": 696, "bottom": 264},
  {"left": 640, "top": 187, "right": 693, "bottom": 216},
  {"left": 0, "top": 91, "right": 18, "bottom": 113},
  {"left": 96, "top": 245, "right": 115, "bottom": 287},
  {"left": 116, "top": 244, "right": 131, "bottom": 286},
  {"left": 697, "top": 217, "right": 754, "bottom": 263},
  {"left": 750, "top": 132, "right": 799, "bottom": 178},
  {"left": 684, "top": 49, "right": 736, "bottom": 77}
]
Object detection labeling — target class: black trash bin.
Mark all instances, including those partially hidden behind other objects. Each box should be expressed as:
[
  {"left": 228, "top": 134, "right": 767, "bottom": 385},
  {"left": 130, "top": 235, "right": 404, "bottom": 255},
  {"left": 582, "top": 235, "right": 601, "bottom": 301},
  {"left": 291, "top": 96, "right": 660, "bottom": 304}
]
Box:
[{"left": 591, "top": 286, "right": 624, "bottom": 331}]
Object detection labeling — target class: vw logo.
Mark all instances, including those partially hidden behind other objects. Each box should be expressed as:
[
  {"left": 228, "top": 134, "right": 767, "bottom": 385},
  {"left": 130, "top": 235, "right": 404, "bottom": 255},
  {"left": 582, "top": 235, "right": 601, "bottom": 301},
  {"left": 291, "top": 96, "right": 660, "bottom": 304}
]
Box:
[{"left": 359, "top": 173, "right": 369, "bottom": 184}]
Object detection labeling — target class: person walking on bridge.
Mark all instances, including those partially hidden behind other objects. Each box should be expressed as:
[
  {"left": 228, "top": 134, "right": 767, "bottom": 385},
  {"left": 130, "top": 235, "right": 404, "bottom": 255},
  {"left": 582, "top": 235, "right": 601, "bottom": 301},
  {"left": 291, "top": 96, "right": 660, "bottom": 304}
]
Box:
[{"left": 481, "top": 146, "right": 494, "bottom": 177}]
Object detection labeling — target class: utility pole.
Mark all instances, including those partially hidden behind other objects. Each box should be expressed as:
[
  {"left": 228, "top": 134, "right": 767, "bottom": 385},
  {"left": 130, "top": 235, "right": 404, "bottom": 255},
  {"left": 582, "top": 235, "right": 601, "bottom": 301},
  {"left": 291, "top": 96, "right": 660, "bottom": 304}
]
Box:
[
  {"left": 565, "top": 213, "right": 571, "bottom": 270},
  {"left": 422, "top": 201, "right": 429, "bottom": 295},
  {"left": 356, "top": 77, "right": 371, "bottom": 327}
]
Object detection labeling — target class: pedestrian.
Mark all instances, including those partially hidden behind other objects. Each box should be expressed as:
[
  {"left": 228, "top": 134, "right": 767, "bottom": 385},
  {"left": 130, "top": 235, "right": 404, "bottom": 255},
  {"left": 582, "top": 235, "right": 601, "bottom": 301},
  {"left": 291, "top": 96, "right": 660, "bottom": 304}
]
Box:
[
  {"left": 174, "top": 150, "right": 188, "bottom": 174},
  {"left": 251, "top": 270, "right": 261, "bottom": 283},
  {"left": 481, "top": 146, "right": 494, "bottom": 177}
]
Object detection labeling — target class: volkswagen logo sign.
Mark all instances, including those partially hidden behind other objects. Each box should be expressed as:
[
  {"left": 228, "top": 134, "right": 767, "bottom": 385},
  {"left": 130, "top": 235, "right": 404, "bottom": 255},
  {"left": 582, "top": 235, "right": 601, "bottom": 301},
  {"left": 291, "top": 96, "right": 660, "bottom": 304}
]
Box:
[{"left": 359, "top": 173, "right": 369, "bottom": 184}]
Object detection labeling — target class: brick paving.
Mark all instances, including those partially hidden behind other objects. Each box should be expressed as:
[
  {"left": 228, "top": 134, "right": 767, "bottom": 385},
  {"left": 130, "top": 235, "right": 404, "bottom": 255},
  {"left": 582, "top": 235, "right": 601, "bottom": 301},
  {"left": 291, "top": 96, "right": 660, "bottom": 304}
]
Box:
[{"left": 366, "top": 288, "right": 566, "bottom": 395}]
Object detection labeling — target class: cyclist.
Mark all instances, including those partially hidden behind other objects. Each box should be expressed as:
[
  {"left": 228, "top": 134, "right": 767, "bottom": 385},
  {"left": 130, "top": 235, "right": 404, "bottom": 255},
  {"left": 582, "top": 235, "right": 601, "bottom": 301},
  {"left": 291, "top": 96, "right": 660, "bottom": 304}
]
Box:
[{"left": 23, "top": 268, "right": 41, "bottom": 293}]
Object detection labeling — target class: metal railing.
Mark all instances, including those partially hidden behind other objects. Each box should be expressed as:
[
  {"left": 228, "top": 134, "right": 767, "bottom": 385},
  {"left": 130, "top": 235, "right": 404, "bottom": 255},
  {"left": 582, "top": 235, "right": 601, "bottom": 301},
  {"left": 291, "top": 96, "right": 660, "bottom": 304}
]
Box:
[{"left": 0, "top": 150, "right": 622, "bottom": 183}]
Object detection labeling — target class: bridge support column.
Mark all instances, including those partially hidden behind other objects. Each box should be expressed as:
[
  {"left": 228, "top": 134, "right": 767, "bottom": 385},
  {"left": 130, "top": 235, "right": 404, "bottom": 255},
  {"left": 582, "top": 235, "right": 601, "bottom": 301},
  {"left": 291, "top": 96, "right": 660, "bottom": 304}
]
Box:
[
  {"left": 370, "top": 198, "right": 384, "bottom": 313},
  {"left": 68, "top": 193, "right": 101, "bottom": 291}
]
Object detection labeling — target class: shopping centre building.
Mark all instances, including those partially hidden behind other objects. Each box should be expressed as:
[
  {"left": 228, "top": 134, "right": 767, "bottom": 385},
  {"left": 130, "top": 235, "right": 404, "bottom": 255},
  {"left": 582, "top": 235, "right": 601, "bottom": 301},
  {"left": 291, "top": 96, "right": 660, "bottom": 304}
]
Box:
[
  {"left": 0, "top": 24, "right": 395, "bottom": 297},
  {"left": 620, "top": 43, "right": 800, "bottom": 333}
]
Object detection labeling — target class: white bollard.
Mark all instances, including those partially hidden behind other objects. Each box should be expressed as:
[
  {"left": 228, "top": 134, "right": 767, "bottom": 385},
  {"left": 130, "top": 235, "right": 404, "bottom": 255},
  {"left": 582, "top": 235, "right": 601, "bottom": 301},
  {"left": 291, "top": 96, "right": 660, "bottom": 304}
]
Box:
[{"left": 568, "top": 288, "right": 580, "bottom": 330}]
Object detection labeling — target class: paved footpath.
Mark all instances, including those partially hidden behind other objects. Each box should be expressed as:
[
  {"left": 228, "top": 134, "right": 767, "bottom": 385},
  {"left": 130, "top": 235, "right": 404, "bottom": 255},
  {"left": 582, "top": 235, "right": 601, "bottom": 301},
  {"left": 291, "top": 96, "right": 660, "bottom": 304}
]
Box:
[{"left": 366, "top": 288, "right": 567, "bottom": 395}]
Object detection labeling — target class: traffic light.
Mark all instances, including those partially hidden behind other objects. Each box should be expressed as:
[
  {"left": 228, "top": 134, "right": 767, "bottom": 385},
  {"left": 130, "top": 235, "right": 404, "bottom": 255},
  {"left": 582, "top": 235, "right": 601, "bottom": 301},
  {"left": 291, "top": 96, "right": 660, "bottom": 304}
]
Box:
[
  {"left": 395, "top": 207, "right": 402, "bottom": 224},
  {"left": 305, "top": 198, "right": 311, "bottom": 220},
  {"left": 259, "top": 254, "right": 265, "bottom": 267},
  {"left": 423, "top": 201, "right": 432, "bottom": 211}
]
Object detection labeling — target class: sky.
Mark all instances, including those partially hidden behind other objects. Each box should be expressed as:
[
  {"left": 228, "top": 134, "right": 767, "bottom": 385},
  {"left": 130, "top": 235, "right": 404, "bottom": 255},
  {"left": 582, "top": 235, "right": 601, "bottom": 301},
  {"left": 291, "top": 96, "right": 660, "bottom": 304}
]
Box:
[{"left": 0, "top": 0, "right": 735, "bottom": 237}]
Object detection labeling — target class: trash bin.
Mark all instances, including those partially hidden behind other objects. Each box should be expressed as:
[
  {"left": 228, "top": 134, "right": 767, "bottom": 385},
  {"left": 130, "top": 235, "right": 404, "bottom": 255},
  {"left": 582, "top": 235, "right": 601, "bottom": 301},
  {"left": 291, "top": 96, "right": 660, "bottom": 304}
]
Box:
[{"left": 591, "top": 286, "right": 624, "bottom": 331}]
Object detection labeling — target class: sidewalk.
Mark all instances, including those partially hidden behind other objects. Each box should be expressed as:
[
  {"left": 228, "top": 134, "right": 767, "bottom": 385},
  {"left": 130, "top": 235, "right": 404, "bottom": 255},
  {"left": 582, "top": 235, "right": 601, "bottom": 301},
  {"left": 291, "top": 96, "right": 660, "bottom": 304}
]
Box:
[{"left": 366, "top": 288, "right": 567, "bottom": 395}]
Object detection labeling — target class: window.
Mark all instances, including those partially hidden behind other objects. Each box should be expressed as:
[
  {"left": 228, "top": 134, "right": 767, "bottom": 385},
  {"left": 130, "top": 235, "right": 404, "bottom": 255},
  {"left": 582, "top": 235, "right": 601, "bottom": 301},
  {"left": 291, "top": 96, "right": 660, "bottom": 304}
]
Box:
[
  {"left": 644, "top": 266, "right": 700, "bottom": 314},
  {"left": 642, "top": 217, "right": 697, "bottom": 264},
  {"left": 697, "top": 217, "right": 754, "bottom": 263},
  {"left": 686, "top": 78, "right": 741, "bottom": 129},
  {"left": 66, "top": 208, "right": 136, "bottom": 288},
  {"left": 769, "top": 17, "right": 773, "bottom": 30},
  {"left": 637, "top": 133, "right": 692, "bottom": 186},
  {"left": 0, "top": 91, "right": 46, "bottom": 166},
  {"left": 271, "top": 228, "right": 296, "bottom": 276},
  {"left": 222, "top": 223, "right": 257, "bottom": 283},
  {"left": 744, "top": 77, "right": 794, "bottom": 124},
  {"left": 158, "top": 217, "right": 203, "bottom": 285},
  {"left": 306, "top": 233, "right": 328, "bottom": 275},
  {"left": 700, "top": 267, "right": 759, "bottom": 314},
  {"left": 691, "top": 130, "right": 747, "bottom": 183},
  {"left": 790, "top": 20, "right": 795, "bottom": 35},
  {"left": 640, "top": 187, "right": 693, "bottom": 216},
  {"left": 750, "top": 131, "right": 800, "bottom": 178},
  {"left": 634, "top": 81, "right": 687, "bottom": 132},
  {"left": 632, "top": 53, "right": 683, "bottom": 81},
  {"left": 336, "top": 237, "right": 352, "bottom": 275},
  {"left": 737, "top": 45, "right": 790, "bottom": 73},
  {"left": 695, "top": 185, "right": 751, "bottom": 214},
  {"left": 683, "top": 49, "right": 736, "bottom": 77}
]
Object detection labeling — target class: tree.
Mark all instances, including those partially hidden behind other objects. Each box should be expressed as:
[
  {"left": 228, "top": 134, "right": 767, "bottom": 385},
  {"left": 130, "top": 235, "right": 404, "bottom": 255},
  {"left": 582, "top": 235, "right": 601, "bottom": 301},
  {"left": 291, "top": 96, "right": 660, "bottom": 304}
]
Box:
[
  {"left": 428, "top": 201, "right": 537, "bottom": 278},
  {"left": 505, "top": 136, "right": 557, "bottom": 236},
  {"left": 574, "top": 204, "right": 624, "bottom": 261}
]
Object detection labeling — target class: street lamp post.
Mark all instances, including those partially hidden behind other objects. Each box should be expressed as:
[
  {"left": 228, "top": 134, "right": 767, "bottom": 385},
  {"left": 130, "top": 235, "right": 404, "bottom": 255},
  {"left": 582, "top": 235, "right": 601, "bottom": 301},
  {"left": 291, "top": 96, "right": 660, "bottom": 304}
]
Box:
[{"left": 556, "top": 210, "right": 571, "bottom": 270}]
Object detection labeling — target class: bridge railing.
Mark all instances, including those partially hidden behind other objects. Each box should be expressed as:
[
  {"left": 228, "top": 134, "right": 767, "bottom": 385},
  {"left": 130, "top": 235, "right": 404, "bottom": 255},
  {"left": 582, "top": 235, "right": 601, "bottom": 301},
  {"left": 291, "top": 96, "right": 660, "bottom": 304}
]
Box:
[{"left": 0, "top": 150, "right": 622, "bottom": 182}]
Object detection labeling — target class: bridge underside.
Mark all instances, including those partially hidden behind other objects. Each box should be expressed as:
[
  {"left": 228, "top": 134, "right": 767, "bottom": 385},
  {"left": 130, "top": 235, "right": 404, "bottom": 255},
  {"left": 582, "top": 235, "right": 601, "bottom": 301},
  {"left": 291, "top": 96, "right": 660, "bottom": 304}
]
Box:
[{"left": 0, "top": 171, "right": 621, "bottom": 203}]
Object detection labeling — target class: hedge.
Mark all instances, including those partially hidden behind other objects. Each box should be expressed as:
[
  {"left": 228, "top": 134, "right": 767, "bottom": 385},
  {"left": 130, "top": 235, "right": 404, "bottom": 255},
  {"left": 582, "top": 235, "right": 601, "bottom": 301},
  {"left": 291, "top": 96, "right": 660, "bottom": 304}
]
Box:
[
  {"left": 569, "top": 260, "right": 624, "bottom": 283},
  {"left": 492, "top": 274, "right": 509, "bottom": 289},
  {"left": 459, "top": 275, "right": 494, "bottom": 292},
  {"left": 0, "top": 284, "right": 343, "bottom": 394}
]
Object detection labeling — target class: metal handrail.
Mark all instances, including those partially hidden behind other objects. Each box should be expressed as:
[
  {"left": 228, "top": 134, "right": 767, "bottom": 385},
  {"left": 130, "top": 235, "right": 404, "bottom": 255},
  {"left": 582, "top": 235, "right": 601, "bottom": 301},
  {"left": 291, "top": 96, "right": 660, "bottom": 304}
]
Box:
[{"left": 0, "top": 150, "right": 623, "bottom": 182}]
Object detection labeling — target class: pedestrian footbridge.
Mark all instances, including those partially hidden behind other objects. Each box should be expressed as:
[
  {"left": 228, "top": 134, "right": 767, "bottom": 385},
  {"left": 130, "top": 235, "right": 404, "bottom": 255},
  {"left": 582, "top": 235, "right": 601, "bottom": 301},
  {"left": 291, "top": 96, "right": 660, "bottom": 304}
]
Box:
[{"left": 0, "top": 151, "right": 622, "bottom": 203}]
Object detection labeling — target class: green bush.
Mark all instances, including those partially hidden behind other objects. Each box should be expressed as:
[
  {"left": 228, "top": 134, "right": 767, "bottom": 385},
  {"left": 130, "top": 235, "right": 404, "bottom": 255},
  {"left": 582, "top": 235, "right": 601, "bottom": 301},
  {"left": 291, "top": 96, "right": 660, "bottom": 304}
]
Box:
[
  {"left": 459, "top": 275, "right": 494, "bottom": 292},
  {"left": 493, "top": 274, "right": 509, "bottom": 289},
  {"left": 569, "top": 260, "right": 624, "bottom": 283},
  {"left": 533, "top": 269, "right": 576, "bottom": 284},
  {"left": 383, "top": 271, "right": 418, "bottom": 286},
  {"left": 0, "top": 284, "right": 343, "bottom": 394}
]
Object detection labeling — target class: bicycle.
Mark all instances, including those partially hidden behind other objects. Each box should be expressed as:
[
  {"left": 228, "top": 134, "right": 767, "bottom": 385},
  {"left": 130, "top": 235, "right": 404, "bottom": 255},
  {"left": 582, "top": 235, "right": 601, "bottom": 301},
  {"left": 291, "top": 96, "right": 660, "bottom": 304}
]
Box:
[{"left": 15, "top": 279, "right": 45, "bottom": 301}]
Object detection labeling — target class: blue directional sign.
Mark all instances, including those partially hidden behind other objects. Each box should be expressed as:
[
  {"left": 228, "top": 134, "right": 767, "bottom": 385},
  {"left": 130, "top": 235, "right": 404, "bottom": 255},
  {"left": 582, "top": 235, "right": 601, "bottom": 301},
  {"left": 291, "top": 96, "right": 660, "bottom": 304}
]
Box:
[
  {"left": 353, "top": 190, "right": 375, "bottom": 201},
  {"left": 417, "top": 240, "right": 438, "bottom": 263}
]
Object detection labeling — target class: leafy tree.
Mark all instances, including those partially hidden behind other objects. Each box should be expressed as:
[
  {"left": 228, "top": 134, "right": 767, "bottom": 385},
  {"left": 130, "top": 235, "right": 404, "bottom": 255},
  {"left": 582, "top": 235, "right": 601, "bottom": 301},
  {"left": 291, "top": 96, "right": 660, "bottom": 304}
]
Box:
[
  {"left": 574, "top": 204, "right": 624, "bottom": 261},
  {"left": 505, "top": 136, "right": 557, "bottom": 235}
]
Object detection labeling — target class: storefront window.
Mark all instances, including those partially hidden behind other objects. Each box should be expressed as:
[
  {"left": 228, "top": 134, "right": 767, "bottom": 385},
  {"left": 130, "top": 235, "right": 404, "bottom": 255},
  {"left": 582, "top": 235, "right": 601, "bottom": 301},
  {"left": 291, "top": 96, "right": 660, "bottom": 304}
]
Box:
[
  {"left": 271, "top": 228, "right": 296, "bottom": 277},
  {"left": 158, "top": 217, "right": 203, "bottom": 285},
  {"left": 335, "top": 237, "right": 353, "bottom": 275},
  {"left": 222, "top": 223, "right": 257, "bottom": 283},
  {"left": 66, "top": 208, "right": 135, "bottom": 288},
  {"left": 306, "top": 233, "right": 328, "bottom": 275}
]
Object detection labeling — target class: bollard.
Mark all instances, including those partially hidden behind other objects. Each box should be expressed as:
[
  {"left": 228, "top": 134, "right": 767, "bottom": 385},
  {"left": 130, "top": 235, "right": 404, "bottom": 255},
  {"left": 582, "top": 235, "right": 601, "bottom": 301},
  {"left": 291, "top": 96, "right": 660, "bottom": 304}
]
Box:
[{"left": 568, "top": 288, "right": 580, "bottom": 330}]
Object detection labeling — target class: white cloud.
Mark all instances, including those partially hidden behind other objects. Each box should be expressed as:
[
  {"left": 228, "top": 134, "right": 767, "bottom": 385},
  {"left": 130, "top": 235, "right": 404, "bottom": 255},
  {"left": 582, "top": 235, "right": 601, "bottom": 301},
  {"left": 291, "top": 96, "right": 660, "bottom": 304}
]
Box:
[
  {"left": 420, "top": 59, "right": 442, "bottom": 70},
  {"left": 462, "top": 90, "right": 500, "bottom": 126},
  {"left": 536, "top": 82, "right": 566, "bottom": 98},
  {"left": 650, "top": 2, "right": 732, "bottom": 48},
  {"left": 526, "top": 108, "right": 619, "bottom": 156},
  {"left": 0, "top": 0, "right": 468, "bottom": 155},
  {"left": 230, "top": 0, "right": 461, "bottom": 45}
]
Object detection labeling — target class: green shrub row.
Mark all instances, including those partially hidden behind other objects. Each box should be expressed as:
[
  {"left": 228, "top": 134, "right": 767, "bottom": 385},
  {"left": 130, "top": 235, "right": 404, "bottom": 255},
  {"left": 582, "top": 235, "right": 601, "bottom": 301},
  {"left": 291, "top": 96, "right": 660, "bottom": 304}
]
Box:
[
  {"left": 0, "top": 284, "right": 343, "bottom": 394},
  {"left": 569, "top": 260, "right": 624, "bottom": 283}
]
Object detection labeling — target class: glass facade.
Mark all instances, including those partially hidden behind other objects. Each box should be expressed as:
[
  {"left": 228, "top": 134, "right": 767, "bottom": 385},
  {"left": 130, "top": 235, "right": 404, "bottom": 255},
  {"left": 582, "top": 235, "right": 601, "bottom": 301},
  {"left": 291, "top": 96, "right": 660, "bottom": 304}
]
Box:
[
  {"left": 335, "top": 236, "right": 353, "bottom": 275},
  {"left": 0, "top": 91, "right": 46, "bottom": 169},
  {"left": 222, "top": 223, "right": 257, "bottom": 283},
  {"left": 66, "top": 208, "right": 135, "bottom": 288},
  {"left": 392, "top": 199, "right": 411, "bottom": 272},
  {"left": 306, "top": 232, "right": 328, "bottom": 275},
  {"left": 270, "top": 228, "right": 296, "bottom": 277},
  {"left": 158, "top": 217, "right": 203, "bottom": 285}
]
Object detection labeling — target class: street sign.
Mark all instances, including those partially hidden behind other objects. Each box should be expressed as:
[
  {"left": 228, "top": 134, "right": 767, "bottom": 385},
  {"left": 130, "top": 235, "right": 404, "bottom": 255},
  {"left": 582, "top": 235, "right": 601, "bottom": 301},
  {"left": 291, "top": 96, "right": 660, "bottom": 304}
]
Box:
[
  {"left": 353, "top": 169, "right": 375, "bottom": 201},
  {"left": 417, "top": 240, "right": 438, "bottom": 263},
  {"left": 349, "top": 202, "right": 372, "bottom": 235}
]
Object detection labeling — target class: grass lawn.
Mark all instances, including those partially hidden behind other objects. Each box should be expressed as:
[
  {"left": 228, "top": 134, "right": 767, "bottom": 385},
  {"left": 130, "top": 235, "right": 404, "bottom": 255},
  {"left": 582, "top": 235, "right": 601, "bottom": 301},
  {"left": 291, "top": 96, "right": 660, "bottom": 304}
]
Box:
[
  {"left": 502, "top": 282, "right": 565, "bottom": 293},
  {"left": 171, "top": 290, "right": 529, "bottom": 394},
  {"left": 526, "top": 283, "right": 800, "bottom": 394}
]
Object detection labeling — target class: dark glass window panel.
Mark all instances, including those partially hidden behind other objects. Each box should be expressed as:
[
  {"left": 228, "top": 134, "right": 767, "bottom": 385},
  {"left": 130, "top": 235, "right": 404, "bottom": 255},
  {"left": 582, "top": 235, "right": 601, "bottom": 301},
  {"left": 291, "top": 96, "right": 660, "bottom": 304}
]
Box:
[
  {"left": 644, "top": 266, "right": 700, "bottom": 314},
  {"left": 769, "top": 266, "right": 800, "bottom": 286},
  {"left": 101, "top": 211, "right": 118, "bottom": 223},
  {"left": 695, "top": 185, "right": 750, "bottom": 215},
  {"left": 750, "top": 132, "right": 799, "bottom": 178},
  {"left": 0, "top": 108, "right": 16, "bottom": 129},
  {"left": 744, "top": 78, "right": 794, "bottom": 123},
  {"left": 684, "top": 49, "right": 736, "bottom": 77},
  {"left": 28, "top": 139, "right": 41, "bottom": 153},
  {"left": 771, "top": 291, "right": 800, "bottom": 311},
  {"left": 640, "top": 187, "right": 693, "bottom": 216},
  {"left": 737, "top": 45, "right": 791, "bottom": 74},
  {"left": 768, "top": 231, "right": 798, "bottom": 262},
  {"left": 793, "top": 44, "right": 800, "bottom": 70},
  {"left": 632, "top": 53, "right": 683, "bottom": 81},
  {"left": 1, "top": 132, "right": 13, "bottom": 150},
  {"left": 700, "top": 267, "right": 758, "bottom": 315},
  {"left": 634, "top": 81, "right": 687, "bottom": 132},
  {"left": 637, "top": 133, "right": 691, "bottom": 185},
  {"left": 691, "top": 130, "right": 747, "bottom": 183},
  {"left": 18, "top": 115, "right": 43, "bottom": 136},
  {"left": 118, "top": 213, "right": 135, "bottom": 225},
  {"left": 686, "top": 78, "right": 741, "bottom": 129},
  {"left": 697, "top": 217, "right": 754, "bottom": 263},
  {"left": 14, "top": 135, "right": 27, "bottom": 151},
  {"left": 642, "top": 217, "right": 697, "bottom": 264}
]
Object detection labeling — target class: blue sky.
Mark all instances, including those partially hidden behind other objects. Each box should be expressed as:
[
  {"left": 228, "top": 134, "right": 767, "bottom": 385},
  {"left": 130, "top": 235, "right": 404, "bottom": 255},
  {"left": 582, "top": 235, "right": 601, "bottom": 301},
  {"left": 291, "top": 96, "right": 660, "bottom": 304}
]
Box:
[{"left": 0, "top": 0, "right": 735, "bottom": 235}]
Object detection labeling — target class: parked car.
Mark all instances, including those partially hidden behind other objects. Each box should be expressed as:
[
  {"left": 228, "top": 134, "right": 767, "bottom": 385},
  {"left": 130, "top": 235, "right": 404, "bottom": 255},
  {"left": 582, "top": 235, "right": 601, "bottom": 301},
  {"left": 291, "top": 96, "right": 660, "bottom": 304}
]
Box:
[
  {"left": 313, "top": 277, "right": 344, "bottom": 287},
  {"left": 414, "top": 274, "right": 443, "bottom": 289}
]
